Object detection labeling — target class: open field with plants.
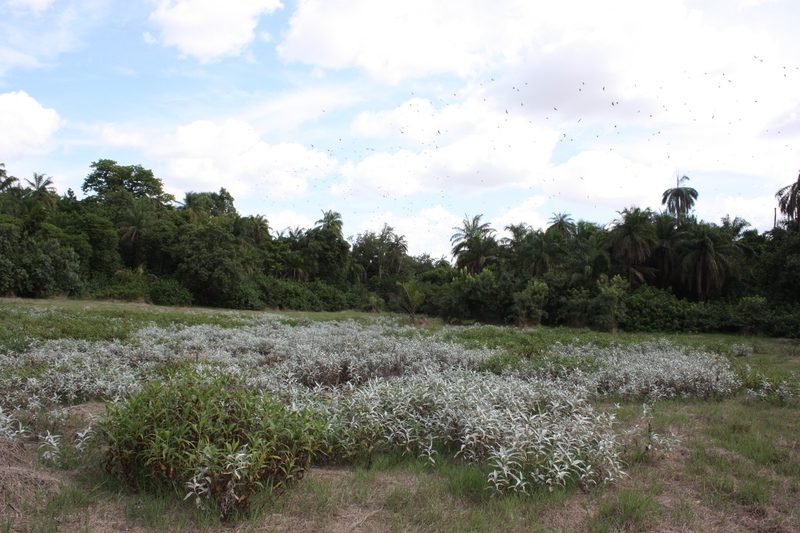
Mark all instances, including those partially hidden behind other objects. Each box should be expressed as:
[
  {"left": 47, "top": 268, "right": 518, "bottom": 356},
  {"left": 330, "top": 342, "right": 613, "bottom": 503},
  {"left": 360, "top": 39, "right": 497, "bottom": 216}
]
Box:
[{"left": 1, "top": 298, "right": 799, "bottom": 532}]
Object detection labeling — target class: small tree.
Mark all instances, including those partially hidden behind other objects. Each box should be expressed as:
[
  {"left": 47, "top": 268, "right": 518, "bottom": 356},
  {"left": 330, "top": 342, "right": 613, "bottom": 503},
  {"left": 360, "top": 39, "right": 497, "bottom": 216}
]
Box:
[
  {"left": 590, "top": 275, "right": 629, "bottom": 333},
  {"left": 396, "top": 280, "right": 426, "bottom": 324},
  {"left": 512, "top": 279, "right": 549, "bottom": 326}
]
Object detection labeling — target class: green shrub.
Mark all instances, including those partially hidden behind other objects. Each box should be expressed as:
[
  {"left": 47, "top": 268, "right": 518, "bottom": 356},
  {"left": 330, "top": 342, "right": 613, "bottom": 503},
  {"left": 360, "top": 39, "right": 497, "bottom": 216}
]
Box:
[
  {"left": 146, "top": 279, "right": 193, "bottom": 307},
  {"left": 89, "top": 280, "right": 148, "bottom": 301},
  {"left": 512, "top": 279, "right": 549, "bottom": 325},
  {"left": 590, "top": 276, "right": 629, "bottom": 333},
  {"left": 622, "top": 285, "right": 692, "bottom": 333},
  {"left": 100, "top": 372, "right": 323, "bottom": 519},
  {"left": 734, "top": 296, "right": 770, "bottom": 336}
]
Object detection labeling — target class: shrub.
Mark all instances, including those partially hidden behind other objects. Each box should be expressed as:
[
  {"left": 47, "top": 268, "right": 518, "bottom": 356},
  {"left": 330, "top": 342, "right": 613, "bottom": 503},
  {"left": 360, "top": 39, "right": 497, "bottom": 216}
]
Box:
[
  {"left": 100, "top": 372, "right": 323, "bottom": 519},
  {"left": 590, "top": 276, "right": 629, "bottom": 333},
  {"left": 146, "top": 278, "right": 193, "bottom": 307},
  {"left": 622, "top": 285, "right": 691, "bottom": 333},
  {"left": 512, "top": 279, "right": 549, "bottom": 325},
  {"left": 734, "top": 296, "right": 770, "bottom": 336}
]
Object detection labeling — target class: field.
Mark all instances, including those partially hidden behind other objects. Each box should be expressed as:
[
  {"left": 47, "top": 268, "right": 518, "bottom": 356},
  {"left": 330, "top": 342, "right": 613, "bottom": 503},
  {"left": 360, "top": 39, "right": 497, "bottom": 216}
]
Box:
[{"left": 1, "top": 298, "right": 799, "bottom": 532}]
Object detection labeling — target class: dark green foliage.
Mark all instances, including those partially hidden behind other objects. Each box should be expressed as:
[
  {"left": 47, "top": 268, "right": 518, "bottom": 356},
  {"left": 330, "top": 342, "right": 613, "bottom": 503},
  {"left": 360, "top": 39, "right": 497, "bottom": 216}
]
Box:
[
  {"left": 82, "top": 159, "right": 173, "bottom": 206},
  {"left": 101, "top": 372, "right": 323, "bottom": 519},
  {"left": 590, "top": 275, "right": 629, "bottom": 332},
  {"left": 436, "top": 269, "right": 508, "bottom": 322},
  {"left": 147, "top": 279, "right": 193, "bottom": 306},
  {"left": 0, "top": 222, "right": 83, "bottom": 297},
  {"left": 734, "top": 296, "right": 770, "bottom": 336},
  {"left": 512, "top": 278, "right": 549, "bottom": 325},
  {"left": 623, "top": 285, "right": 691, "bottom": 333}
]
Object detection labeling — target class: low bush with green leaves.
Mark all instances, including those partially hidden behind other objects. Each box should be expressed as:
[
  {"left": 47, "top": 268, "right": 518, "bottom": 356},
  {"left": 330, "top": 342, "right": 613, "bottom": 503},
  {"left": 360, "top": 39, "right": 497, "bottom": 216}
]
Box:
[{"left": 100, "top": 371, "right": 324, "bottom": 519}]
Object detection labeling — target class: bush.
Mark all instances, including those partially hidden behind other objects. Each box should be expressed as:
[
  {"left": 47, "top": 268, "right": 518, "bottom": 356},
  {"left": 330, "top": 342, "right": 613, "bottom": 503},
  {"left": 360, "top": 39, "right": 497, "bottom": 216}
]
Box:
[
  {"left": 89, "top": 280, "right": 148, "bottom": 301},
  {"left": 622, "top": 285, "right": 692, "bottom": 333},
  {"left": 146, "top": 279, "right": 193, "bottom": 307},
  {"left": 734, "top": 296, "right": 770, "bottom": 336},
  {"left": 590, "top": 276, "right": 629, "bottom": 333},
  {"left": 256, "top": 276, "right": 323, "bottom": 311},
  {"left": 512, "top": 279, "right": 549, "bottom": 325},
  {"left": 101, "top": 372, "right": 323, "bottom": 519}
]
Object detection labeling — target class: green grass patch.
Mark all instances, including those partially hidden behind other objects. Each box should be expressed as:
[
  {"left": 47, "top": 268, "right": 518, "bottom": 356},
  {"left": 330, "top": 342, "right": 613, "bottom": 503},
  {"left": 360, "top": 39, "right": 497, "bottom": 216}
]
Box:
[{"left": 588, "top": 487, "right": 662, "bottom": 533}]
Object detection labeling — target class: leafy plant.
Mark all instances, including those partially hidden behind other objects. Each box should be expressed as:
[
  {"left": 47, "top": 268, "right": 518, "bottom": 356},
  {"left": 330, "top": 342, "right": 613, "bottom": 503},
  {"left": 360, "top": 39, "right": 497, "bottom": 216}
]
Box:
[{"left": 100, "top": 371, "right": 323, "bottom": 519}]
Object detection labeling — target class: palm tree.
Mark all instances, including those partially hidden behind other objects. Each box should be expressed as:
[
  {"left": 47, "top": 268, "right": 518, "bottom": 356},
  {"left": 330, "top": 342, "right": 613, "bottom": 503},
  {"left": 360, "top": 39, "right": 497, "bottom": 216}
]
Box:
[
  {"left": 547, "top": 212, "right": 576, "bottom": 237},
  {"left": 24, "top": 172, "right": 57, "bottom": 208},
  {"left": 315, "top": 210, "right": 343, "bottom": 238},
  {"left": 235, "top": 215, "right": 270, "bottom": 246},
  {"left": 0, "top": 163, "right": 18, "bottom": 192},
  {"left": 451, "top": 215, "right": 497, "bottom": 274},
  {"left": 678, "top": 222, "right": 741, "bottom": 301},
  {"left": 650, "top": 211, "right": 683, "bottom": 290},
  {"left": 609, "top": 207, "right": 658, "bottom": 284},
  {"left": 662, "top": 174, "right": 698, "bottom": 218},
  {"left": 776, "top": 171, "right": 800, "bottom": 230},
  {"left": 118, "top": 197, "right": 157, "bottom": 267},
  {"left": 395, "top": 280, "right": 426, "bottom": 324}
]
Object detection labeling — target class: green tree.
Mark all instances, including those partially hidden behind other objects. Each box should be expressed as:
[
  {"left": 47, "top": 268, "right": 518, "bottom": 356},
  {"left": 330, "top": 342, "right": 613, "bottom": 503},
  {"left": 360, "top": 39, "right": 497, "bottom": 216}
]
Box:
[
  {"left": 24, "top": 172, "right": 57, "bottom": 208},
  {"left": 118, "top": 197, "right": 157, "bottom": 268},
  {"left": 775, "top": 171, "right": 800, "bottom": 230},
  {"left": 0, "top": 163, "right": 18, "bottom": 192},
  {"left": 547, "top": 212, "right": 576, "bottom": 237},
  {"left": 662, "top": 174, "right": 698, "bottom": 218},
  {"left": 609, "top": 207, "right": 658, "bottom": 284},
  {"left": 451, "top": 215, "right": 498, "bottom": 274},
  {"left": 677, "top": 222, "right": 742, "bottom": 301},
  {"left": 396, "top": 280, "right": 426, "bottom": 324},
  {"left": 512, "top": 279, "right": 549, "bottom": 326},
  {"left": 83, "top": 159, "right": 174, "bottom": 207},
  {"left": 315, "top": 210, "right": 344, "bottom": 238},
  {"left": 352, "top": 224, "right": 409, "bottom": 279}
]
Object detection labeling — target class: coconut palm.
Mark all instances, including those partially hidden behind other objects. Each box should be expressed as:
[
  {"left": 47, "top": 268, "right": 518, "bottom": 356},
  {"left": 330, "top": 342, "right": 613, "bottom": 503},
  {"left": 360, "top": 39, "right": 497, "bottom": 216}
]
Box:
[
  {"left": 0, "top": 163, "right": 18, "bottom": 192},
  {"left": 118, "top": 197, "right": 157, "bottom": 267},
  {"left": 451, "top": 215, "right": 497, "bottom": 274},
  {"left": 547, "top": 212, "right": 576, "bottom": 237},
  {"left": 315, "top": 210, "right": 344, "bottom": 238},
  {"left": 24, "top": 172, "right": 57, "bottom": 208},
  {"left": 609, "top": 207, "right": 658, "bottom": 284},
  {"left": 678, "top": 222, "right": 741, "bottom": 301},
  {"left": 662, "top": 175, "right": 698, "bottom": 218},
  {"left": 775, "top": 171, "right": 800, "bottom": 230}
]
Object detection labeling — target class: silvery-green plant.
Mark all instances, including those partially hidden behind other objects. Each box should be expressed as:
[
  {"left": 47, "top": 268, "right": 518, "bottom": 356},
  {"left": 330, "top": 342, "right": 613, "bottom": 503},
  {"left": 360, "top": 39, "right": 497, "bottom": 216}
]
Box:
[{"left": 0, "top": 407, "right": 25, "bottom": 439}]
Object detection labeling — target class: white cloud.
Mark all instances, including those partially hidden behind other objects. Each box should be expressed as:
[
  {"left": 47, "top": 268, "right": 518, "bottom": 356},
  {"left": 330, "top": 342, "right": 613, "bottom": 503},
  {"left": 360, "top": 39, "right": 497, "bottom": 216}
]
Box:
[
  {"left": 149, "top": 0, "right": 283, "bottom": 62},
  {"left": 696, "top": 193, "right": 777, "bottom": 232},
  {"left": 6, "top": 0, "right": 55, "bottom": 12},
  {"left": 547, "top": 151, "right": 673, "bottom": 210},
  {"left": 246, "top": 86, "right": 362, "bottom": 132},
  {"left": 357, "top": 205, "right": 462, "bottom": 258},
  {"left": 149, "top": 119, "right": 337, "bottom": 199},
  {"left": 0, "top": 91, "right": 62, "bottom": 157},
  {"left": 99, "top": 123, "right": 148, "bottom": 148},
  {"left": 0, "top": 1, "right": 92, "bottom": 75},
  {"left": 265, "top": 210, "right": 315, "bottom": 234},
  {"left": 142, "top": 31, "right": 157, "bottom": 45},
  {"left": 490, "top": 196, "right": 549, "bottom": 236},
  {"left": 335, "top": 97, "right": 559, "bottom": 197},
  {"left": 277, "top": 0, "right": 536, "bottom": 83}
]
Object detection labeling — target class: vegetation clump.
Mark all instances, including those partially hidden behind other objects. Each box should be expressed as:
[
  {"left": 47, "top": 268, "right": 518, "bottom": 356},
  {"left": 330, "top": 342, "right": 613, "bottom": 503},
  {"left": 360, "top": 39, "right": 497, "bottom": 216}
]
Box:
[{"left": 101, "top": 371, "right": 323, "bottom": 519}]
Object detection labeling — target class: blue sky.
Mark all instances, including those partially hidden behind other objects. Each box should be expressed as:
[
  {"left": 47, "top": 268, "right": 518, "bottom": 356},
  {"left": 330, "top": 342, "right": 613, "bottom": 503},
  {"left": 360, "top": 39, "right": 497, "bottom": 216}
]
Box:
[{"left": 2, "top": 0, "right": 799, "bottom": 258}]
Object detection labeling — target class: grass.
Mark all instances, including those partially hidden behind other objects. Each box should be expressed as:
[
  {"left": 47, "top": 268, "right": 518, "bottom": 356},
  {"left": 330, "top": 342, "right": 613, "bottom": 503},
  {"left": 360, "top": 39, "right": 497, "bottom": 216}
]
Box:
[{"left": 1, "top": 297, "right": 800, "bottom": 532}]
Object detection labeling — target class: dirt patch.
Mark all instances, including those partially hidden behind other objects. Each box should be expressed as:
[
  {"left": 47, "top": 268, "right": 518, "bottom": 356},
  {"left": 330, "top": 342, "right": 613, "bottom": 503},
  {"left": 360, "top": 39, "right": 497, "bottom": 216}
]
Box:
[{"left": 0, "top": 465, "right": 62, "bottom": 519}]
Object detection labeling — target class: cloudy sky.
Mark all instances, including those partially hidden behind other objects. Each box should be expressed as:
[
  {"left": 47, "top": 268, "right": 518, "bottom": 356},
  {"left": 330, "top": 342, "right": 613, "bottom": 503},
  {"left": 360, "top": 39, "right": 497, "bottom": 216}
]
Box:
[{"left": 2, "top": 0, "right": 799, "bottom": 258}]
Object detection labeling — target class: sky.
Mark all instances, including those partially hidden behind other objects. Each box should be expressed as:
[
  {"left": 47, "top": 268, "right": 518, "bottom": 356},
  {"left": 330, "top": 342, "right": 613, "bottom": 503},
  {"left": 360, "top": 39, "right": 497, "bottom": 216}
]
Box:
[{"left": 1, "top": 0, "right": 799, "bottom": 259}]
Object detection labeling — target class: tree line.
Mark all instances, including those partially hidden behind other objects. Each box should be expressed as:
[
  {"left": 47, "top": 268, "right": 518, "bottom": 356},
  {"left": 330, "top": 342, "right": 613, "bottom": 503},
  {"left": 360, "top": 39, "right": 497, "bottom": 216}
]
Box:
[{"left": 1, "top": 160, "right": 799, "bottom": 336}]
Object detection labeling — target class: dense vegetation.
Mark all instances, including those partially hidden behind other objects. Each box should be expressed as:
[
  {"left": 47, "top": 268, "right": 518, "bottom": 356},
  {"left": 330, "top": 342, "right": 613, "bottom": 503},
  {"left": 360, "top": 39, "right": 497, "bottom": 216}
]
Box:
[
  {"left": 1, "top": 302, "right": 798, "bottom": 531},
  {"left": 2, "top": 160, "right": 800, "bottom": 336}
]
